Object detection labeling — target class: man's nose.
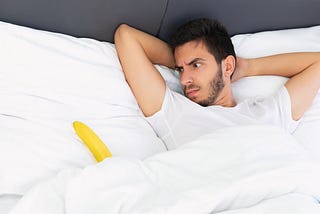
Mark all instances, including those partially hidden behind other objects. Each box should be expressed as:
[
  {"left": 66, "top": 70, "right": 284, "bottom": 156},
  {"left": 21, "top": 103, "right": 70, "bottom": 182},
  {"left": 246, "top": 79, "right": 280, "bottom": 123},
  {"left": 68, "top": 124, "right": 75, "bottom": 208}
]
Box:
[{"left": 180, "top": 69, "right": 193, "bottom": 86}]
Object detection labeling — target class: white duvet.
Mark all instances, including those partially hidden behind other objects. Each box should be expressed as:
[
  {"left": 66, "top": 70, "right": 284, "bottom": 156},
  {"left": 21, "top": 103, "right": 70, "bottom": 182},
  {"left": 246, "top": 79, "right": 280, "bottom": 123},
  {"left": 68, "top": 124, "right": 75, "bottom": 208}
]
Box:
[{"left": 9, "top": 125, "right": 320, "bottom": 214}]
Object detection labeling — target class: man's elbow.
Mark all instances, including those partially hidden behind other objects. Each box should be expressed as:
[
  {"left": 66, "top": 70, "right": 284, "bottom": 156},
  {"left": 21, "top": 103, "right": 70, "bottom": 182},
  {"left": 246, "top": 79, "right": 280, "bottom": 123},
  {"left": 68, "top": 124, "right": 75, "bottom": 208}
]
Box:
[{"left": 114, "top": 23, "right": 130, "bottom": 43}]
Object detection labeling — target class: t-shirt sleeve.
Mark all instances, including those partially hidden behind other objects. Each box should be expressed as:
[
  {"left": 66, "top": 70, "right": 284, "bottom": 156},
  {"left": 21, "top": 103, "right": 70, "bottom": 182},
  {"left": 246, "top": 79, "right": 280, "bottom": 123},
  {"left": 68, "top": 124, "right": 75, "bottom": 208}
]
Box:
[
  {"left": 254, "top": 85, "right": 300, "bottom": 133},
  {"left": 144, "top": 87, "right": 184, "bottom": 150}
]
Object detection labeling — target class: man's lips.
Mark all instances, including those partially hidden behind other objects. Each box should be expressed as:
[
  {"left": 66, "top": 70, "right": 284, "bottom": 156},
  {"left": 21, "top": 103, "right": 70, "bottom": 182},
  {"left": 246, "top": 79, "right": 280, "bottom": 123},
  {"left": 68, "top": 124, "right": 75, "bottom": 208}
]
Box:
[{"left": 185, "top": 88, "right": 199, "bottom": 98}]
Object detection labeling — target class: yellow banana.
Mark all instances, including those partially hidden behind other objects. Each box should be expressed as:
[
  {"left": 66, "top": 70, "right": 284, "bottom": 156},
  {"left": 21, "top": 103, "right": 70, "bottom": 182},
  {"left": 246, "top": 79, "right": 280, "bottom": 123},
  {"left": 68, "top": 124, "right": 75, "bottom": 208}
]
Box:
[{"left": 73, "top": 121, "right": 112, "bottom": 162}]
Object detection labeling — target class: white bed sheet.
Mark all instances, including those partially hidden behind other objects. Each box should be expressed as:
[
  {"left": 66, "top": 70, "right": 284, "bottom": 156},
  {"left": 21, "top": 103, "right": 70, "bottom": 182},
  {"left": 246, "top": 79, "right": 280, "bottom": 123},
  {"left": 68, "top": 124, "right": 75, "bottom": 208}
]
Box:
[
  {"left": 0, "top": 195, "right": 21, "bottom": 214},
  {"left": 220, "top": 193, "right": 320, "bottom": 214},
  {"left": 9, "top": 125, "right": 320, "bottom": 214}
]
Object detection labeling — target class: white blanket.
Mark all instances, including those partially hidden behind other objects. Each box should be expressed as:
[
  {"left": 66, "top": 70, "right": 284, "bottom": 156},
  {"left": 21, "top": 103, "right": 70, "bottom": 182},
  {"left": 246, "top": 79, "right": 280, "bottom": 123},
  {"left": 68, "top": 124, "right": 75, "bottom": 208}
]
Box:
[{"left": 9, "top": 125, "right": 320, "bottom": 214}]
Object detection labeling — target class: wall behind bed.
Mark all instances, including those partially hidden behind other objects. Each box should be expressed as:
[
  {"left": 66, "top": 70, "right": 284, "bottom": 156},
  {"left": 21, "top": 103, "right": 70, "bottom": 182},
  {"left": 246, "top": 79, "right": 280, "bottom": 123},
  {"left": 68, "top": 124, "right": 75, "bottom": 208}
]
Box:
[
  {"left": 1, "top": 0, "right": 320, "bottom": 42},
  {"left": 158, "top": 0, "right": 320, "bottom": 40},
  {"left": 0, "top": 0, "right": 167, "bottom": 41}
]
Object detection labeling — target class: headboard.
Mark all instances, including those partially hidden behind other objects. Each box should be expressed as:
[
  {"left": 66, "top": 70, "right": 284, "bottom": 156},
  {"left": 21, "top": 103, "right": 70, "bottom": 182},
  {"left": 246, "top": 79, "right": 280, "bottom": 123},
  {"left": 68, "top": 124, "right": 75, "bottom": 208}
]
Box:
[{"left": 1, "top": 0, "right": 320, "bottom": 42}]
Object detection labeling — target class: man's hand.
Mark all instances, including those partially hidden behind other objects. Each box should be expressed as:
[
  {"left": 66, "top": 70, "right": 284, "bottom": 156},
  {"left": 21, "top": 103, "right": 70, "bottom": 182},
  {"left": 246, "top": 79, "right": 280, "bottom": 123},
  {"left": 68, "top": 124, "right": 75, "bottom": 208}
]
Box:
[{"left": 231, "top": 57, "right": 249, "bottom": 82}]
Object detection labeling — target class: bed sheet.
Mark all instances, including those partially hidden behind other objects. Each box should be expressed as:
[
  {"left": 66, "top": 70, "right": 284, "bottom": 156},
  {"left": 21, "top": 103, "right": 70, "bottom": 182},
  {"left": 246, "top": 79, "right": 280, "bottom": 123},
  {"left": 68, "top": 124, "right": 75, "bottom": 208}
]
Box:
[
  {"left": 0, "top": 195, "right": 21, "bottom": 214},
  {"left": 9, "top": 125, "right": 320, "bottom": 214}
]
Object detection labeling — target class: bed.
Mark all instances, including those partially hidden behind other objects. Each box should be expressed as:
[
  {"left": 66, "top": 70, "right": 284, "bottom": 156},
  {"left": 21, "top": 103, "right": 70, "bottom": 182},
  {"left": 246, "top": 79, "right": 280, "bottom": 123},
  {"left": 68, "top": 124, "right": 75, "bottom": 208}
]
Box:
[{"left": 1, "top": 0, "right": 320, "bottom": 213}]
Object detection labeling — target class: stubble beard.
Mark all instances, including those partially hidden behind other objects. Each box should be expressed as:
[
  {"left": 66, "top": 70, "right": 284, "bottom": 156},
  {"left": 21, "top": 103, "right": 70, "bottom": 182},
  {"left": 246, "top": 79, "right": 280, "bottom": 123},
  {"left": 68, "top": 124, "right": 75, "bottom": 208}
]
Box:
[{"left": 197, "top": 66, "right": 225, "bottom": 107}]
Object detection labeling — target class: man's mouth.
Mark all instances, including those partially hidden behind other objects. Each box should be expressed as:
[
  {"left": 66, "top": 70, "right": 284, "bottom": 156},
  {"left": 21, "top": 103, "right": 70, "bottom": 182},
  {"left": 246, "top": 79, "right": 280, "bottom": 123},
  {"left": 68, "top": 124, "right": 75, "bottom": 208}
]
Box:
[{"left": 185, "top": 88, "right": 200, "bottom": 98}]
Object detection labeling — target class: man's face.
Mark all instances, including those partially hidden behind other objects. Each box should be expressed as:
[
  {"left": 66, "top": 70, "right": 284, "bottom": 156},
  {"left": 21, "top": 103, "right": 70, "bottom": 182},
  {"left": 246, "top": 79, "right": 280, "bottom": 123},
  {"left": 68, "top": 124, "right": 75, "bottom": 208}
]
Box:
[{"left": 174, "top": 40, "right": 225, "bottom": 106}]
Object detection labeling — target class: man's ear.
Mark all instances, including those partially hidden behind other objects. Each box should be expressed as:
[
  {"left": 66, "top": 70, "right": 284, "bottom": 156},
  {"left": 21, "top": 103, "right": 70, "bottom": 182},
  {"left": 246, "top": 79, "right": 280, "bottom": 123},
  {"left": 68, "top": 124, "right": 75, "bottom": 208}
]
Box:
[{"left": 222, "top": 55, "right": 236, "bottom": 79}]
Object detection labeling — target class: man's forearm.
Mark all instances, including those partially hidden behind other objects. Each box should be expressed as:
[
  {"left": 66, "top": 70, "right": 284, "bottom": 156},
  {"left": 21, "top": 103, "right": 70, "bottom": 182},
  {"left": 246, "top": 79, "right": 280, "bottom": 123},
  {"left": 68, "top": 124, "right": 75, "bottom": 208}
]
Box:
[
  {"left": 246, "top": 52, "right": 320, "bottom": 78},
  {"left": 115, "top": 24, "right": 175, "bottom": 69},
  {"left": 239, "top": 52, "right": 320, "bottom": 120}
]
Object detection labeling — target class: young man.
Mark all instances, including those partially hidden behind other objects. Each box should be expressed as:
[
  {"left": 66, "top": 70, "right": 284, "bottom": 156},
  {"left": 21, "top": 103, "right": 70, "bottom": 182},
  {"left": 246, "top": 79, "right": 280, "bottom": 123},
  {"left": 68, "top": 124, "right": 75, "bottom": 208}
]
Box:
[{"left": 114, "top": 18, "right": 320, "bottom": 150}]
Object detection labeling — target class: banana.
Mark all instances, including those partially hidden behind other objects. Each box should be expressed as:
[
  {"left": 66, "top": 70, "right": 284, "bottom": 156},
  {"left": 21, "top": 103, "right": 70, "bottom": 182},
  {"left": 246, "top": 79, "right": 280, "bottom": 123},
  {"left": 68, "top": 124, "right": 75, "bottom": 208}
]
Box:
[{"left": 73, "top": 121, "right": 112, "bottom": 162}]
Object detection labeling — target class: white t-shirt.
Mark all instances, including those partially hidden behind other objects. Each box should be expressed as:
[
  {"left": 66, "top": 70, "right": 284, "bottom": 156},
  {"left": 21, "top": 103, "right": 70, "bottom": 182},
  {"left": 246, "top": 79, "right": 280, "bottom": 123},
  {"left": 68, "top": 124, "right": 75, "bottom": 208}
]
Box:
[{"left": 145, "top": 86, "right": 299, "bottom": 150}]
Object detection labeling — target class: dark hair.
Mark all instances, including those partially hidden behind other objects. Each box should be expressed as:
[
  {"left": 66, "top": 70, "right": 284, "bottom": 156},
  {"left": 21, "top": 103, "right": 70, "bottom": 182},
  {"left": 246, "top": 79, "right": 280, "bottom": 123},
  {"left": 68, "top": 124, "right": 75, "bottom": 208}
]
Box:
[{"left": 169, "top": 18, "right": 236, "bottom": 65}]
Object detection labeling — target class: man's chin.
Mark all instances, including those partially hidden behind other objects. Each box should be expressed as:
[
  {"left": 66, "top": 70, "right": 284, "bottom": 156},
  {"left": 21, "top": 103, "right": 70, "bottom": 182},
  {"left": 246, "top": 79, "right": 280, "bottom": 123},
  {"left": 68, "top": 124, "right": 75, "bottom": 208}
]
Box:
[
  {"left": 197, "top": 97, "right": 217, "bottom": 107},
  {"left": 193, "top": 98, "right": 209, "bottom": 107},
  {"left": 187, "top": 95, "right": 198, "bottom": 102},
  {"left": 186, "top": 94, "right": 214, "bottom": 107}
]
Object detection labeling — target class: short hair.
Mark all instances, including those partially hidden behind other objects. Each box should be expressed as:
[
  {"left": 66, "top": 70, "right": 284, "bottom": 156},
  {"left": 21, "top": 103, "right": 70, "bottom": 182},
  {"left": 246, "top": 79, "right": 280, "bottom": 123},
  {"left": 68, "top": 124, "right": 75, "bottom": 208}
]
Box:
[{"left": 169, "top": 18, "right": 236, "bottom": 64}]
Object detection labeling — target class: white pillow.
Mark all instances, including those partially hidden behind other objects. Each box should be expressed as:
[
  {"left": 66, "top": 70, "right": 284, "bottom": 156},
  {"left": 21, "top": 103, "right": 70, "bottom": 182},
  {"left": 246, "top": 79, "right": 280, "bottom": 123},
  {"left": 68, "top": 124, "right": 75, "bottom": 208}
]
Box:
[
  {"left": 0, "top": 21, "right": 175, "bottom": 195},
  {"left": 231, "top": 25, "right": 320, "bottom": 159}
]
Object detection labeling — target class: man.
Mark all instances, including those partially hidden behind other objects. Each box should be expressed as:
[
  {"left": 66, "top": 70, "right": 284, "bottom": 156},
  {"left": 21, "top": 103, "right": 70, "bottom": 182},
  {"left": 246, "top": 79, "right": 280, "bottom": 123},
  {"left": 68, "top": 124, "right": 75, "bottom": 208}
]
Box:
[{"left": 114, "top": 18, "right": 320, "bottom": 150}]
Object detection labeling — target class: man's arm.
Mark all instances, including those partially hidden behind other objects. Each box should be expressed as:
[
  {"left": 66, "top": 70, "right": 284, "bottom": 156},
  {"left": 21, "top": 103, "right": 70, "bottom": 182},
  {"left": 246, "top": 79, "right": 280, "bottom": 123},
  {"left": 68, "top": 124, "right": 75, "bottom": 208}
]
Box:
[
  {"left": 114, "top": 24, "right": 175, "bottom": 116},
  {"left": 233, "top": 52, "right": 320, "bottom": 120}
]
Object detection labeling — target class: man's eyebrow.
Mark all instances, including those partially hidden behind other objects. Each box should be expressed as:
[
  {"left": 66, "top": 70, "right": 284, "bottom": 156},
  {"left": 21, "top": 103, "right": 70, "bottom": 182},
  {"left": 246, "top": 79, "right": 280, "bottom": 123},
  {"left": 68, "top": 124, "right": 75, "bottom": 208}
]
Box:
[
  {"left": 175, "top": 58, "right": 205, "bottom": 70},
  {"left": 186, "top": 58, "right": 204, "bottom": 66}
]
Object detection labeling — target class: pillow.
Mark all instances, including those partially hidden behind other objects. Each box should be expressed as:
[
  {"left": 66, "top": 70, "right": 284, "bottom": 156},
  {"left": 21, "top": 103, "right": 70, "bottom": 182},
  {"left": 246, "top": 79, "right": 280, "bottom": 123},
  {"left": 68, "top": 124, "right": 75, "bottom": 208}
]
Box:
[
  {"left": 231, "top": 25, "right": 320, "bottom": 159},
  {"left": 231, "top": 25, "right": 320, "bottom": 101},
  {"left": 0, "top": 21, "right": 175, "bottom": 195}
]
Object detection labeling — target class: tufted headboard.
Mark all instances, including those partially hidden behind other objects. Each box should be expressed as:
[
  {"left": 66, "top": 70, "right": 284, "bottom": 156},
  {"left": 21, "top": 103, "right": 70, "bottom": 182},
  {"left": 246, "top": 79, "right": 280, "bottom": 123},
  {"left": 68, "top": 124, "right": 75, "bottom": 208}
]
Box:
[{"left": 1, "top": 0, "right": 320, "bottom": 42}]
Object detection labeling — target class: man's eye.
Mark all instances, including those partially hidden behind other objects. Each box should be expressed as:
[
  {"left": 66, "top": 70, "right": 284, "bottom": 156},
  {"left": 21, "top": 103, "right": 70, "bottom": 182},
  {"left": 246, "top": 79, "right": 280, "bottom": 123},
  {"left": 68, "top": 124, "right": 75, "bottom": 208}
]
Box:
[
  {"left": 193, "top": 63, "right": 201, "bottom": 68},
  {"left": 175, "top": 66, "right": 184, "bottom": 73}
]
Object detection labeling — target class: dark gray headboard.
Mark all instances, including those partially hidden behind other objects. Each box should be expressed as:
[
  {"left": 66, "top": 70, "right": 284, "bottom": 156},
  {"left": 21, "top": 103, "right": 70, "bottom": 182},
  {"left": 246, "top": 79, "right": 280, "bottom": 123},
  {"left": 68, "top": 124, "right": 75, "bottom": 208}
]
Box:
[
  {"left": 158, "top": 0, "right": 320, "bottom": 40},
  {"left": 1, "top": 0, "right": 320, "bottom": 42}
]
